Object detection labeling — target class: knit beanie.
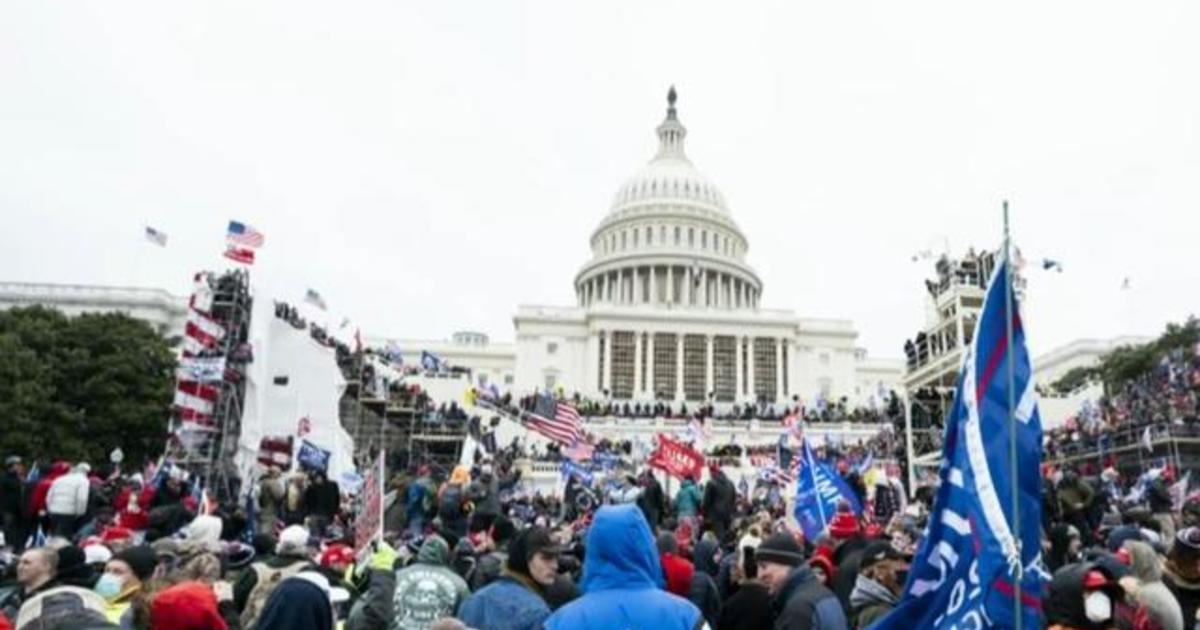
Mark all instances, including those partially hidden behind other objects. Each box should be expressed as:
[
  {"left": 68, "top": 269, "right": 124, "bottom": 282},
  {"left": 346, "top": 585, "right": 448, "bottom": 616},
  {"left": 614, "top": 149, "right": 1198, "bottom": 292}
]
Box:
[
  {"left": 756, "top": 532, "right": 805, "bottom": 567},
  {"left": 114, "top": 545, "right": 158, "bottom": 582}
]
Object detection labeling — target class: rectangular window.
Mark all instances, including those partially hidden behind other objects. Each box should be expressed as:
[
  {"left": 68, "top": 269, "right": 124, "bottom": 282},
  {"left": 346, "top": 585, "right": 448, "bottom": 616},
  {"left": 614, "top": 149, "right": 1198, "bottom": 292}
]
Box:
[
  {"left": 653, "top": 333, "right": 677, "bottom": 399},
  {"left": 610, "top": 331, "right": 636, "bottom": 399},
  {"left": 689, "top": 228, "right": 694, "bottom": 247},
  {"left": 622, "top": 232, "right": 627, "bottom": 249},
  {"left": 675, "top": 226, "right": 681, "bottom": 245},
  {"left": 504, "top": 374, "right": 514, "bottom": 385},
  {"left": 646, "top": 226, "right": 652, "bottom": 244},
  {"left": 683, "top": 334, "right": 707, "bottom": 402},
  {"left": 633, "top": 230, "right": 639, "bottom": 246},
  {"left": 701, "top": 231, "right": 707, "bottom": 248},
  {"left": 753, "top": 337, "right": 777, "bottom": 402},
  {"left": 713, "top": 335, "right": 736, "bottom": 402},
  {"left": 547, "top": 342, "right": 558, "bottom": 355}
]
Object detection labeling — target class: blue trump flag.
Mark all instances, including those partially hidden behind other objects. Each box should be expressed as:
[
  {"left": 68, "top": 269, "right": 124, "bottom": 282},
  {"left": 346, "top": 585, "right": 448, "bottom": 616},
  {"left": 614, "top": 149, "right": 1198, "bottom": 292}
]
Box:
[
  {"left": 870, "top": 258, "right": 1046, "bottom": 630},
  {"left": 793, "top": 438, "right": 862, "bottom": 542}
]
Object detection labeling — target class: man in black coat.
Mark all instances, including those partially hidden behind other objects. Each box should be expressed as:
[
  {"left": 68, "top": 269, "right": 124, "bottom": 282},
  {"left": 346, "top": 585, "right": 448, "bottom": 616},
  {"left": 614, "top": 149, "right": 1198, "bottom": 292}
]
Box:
[
  {"left": 1, "top": 456, "right": 28, "bottom": 552},
  {"left": 702, "top": 465, "right": 736, "bottom": 541},
  {"left": 303, "top": 470, "right": 341, "bottom": 537},
  {"left": 637, "top": 470, "right": 665, "bottom": 529}
]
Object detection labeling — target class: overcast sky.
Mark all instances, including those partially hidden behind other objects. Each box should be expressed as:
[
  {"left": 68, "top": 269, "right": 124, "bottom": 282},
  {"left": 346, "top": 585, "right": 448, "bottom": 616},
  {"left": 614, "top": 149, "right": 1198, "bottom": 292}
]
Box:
[{"left": 3, "top": 1, "right": 1198, "bottom": 359}]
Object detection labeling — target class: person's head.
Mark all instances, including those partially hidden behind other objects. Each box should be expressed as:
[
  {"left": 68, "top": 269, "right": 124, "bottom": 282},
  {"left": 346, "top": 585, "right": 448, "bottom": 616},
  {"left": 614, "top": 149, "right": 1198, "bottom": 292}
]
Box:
[
  {"left": 277, "top": 525, "right": 311, "bottom": 559},
  {"left": 99, "top": 546, "right": 156, "bottom": 600},
  {"left": 1169, "top": 527, "right": 1200, "bottom": 580},
  {"left": 149, "top": 580, "right": 228, "bottom": 630},
  {"left": 1044, "top": 563, "right": 1125, "bottom": 628},
  {"left": 5, "top": 455, "right": 24, "bottom": 476},
  {"left": 755, "top": 532, "right": 804, "bottom": 595},
  {"left": 507, "top": 527, "right": 562, "bottom": 588},
  {"left": 18, "top": 548, "right": 58, "bottom": 590},
  {"left": 319, "top": 543, "right": 355, "bottom": 575},
  {"left": 858, "top": 541, "right": 910, "bottom": 596}
]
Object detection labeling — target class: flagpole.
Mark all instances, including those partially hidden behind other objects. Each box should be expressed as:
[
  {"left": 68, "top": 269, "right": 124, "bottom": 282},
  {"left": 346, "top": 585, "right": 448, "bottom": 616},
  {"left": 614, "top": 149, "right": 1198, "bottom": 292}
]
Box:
[{"left": 1004, "top": 200, "right": 1023, "bottom": 630}]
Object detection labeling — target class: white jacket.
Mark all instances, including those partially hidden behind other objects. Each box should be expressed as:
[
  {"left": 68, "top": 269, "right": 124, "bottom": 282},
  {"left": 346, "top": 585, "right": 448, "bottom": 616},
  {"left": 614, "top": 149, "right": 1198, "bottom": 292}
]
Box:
[{"left": 46, "top": 472, "right": 90, "bottom": 516}]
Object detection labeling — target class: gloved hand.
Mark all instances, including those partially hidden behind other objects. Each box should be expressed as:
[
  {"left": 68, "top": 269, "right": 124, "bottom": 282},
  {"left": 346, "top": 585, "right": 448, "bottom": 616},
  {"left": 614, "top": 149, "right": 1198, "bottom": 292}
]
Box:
[{"left": 370, "top": 541, "right": 398, "bottom": 572}]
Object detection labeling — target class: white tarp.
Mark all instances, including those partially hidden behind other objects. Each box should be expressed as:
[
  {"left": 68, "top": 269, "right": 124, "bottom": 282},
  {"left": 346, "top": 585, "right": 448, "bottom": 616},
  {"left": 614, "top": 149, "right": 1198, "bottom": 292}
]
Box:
[{"left": 236, "top": 299, "right": 355, "bottom": 490}]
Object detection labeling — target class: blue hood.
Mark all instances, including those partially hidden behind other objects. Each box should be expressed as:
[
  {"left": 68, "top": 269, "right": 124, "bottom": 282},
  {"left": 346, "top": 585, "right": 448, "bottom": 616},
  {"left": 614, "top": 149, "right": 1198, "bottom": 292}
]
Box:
[{"left": 580, "top": 504, "right": 664, "bottom": 593}]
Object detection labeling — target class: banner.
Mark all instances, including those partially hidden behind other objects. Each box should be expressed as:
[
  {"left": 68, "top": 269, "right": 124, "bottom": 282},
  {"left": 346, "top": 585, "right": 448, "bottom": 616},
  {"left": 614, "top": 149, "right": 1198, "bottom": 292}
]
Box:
[
  {"left": 560, "top": 460, "right": 594, "bottom": 485},
  {"left": 297, "top": 440, "right": 331, "bottom": 473},
  {"left": 871, "top": 258, "right": 1045, "bottom": 630},
  {"left": 793, "top": 438, "right": 861, "bottom": 541},
  {"left": 648, "top": 434, "right": 705, "bottom": 480},
  {"left": 355, "top": 453, "right": 385, "bottom": 564},
  {"left": 177, "top": 356, "right": 227, "bottom": 383}
]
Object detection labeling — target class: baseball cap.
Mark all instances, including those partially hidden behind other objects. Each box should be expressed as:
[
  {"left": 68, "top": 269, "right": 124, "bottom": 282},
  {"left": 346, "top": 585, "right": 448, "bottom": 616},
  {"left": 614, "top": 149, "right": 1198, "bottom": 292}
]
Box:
[{"left": 859, "top": 541, "right": 910, "bottom": 571}]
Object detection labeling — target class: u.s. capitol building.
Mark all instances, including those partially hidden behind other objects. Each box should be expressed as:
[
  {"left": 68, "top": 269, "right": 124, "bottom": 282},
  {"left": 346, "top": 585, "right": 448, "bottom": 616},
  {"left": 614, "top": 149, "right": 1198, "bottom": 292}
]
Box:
[{"left": 387, "top": 89, "right": 903, "bottom": 410}]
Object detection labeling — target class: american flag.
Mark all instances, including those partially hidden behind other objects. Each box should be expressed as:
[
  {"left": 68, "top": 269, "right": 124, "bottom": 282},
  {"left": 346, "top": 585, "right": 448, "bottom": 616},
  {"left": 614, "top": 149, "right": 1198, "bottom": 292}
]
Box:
[
  {"left": 223, "top": 245, "right": 255, "bottom": 265},
  {"left": 226, "top": 220, "right": 265, "bottom": 248},
  {"left": 523, "top": 394, "right": 582, "bottom": 445}
]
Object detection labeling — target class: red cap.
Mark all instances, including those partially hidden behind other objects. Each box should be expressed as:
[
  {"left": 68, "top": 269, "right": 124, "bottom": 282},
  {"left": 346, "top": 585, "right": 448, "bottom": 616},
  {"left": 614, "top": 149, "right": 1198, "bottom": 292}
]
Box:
[
  {"left": 320, "top": 543, "right": 355, "bottom": 568},
  {"left": 829, "top": 513, "right": 859, "bottom": 540},
  {"left": 149, "top": 581, "right": 227, "bottom": 630},
  {"left": 1082, "top": 570, "right": 1110, "bottom": 590},
  {"left": 101, "top": 526, "right": 134, "bottom": 543}
]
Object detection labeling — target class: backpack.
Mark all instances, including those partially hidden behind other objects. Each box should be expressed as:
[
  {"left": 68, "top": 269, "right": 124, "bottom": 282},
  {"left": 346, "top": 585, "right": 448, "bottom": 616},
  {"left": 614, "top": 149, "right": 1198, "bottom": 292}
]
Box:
[
  {"left": 239, "top": 561, "right": 307, "bottom": 629},
  {"left": 439, "top": 485, "right": 463, "bottom": 521}
]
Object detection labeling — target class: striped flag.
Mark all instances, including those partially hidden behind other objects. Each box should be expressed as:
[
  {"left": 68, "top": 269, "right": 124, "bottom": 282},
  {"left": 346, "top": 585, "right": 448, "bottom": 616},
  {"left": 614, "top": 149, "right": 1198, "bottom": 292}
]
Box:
[
  {"left": 223, "top": 245, "right": 255, "bottom": 265},
  {"left": 226, "top": 220, "right": 265, "bottom": 248},
  {"left": 144, "top": 226, "right": 168, "bottom": 247},
  {"left": 523, "top": 395, "right": 582, "bottom": 445},
  {"left": 175, "top": 380, "right": 219, "bottom": 416},
  {"left": 189, "top": 272, "right": 214, "bottom": 313}
]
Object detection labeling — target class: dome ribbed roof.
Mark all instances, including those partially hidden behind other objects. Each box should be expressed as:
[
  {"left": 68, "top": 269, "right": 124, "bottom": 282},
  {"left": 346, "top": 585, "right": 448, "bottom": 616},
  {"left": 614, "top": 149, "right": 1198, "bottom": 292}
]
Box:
[{"left": 604, "top": 86, "right": 732, "bottom": 218}]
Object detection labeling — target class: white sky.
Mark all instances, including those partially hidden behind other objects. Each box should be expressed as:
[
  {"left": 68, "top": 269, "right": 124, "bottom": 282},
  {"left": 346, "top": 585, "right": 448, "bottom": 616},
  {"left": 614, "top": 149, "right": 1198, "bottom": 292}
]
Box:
[{"left": 2, "top": 1, "right": 1198, "bottom": 359}]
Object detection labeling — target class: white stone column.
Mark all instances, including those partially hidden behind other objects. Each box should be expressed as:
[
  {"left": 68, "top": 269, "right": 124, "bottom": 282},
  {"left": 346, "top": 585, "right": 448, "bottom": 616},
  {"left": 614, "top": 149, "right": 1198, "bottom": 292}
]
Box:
[
  {"left": 705, "top": 334, "right": 714, "bottom": 402},
  {"left": 775, "top": 337, "right": 784, "bottom": 405},
  {"left": 700, "top": 269, "right": 708, "bottom": 308},
  {"left": 735, "top": 335, "right": 744, "bottom": 402},
  {"left": 602, "top": 331, "right": 612, "bottom": 393},
  {"left": 633, "top": 332, "right": 643, "bottom": 398},
  {"left": 675, "top": 334, "right": 685, "bottom": 402},
  {"left": 646, "top": 333, "right": 656, "bottom": 397},
  {"left": 667, "top": 266, "right": 674, "bottom": 305},
  {"left": 747, "top": 337, "right": 756, "bottom": 402},
  {"left": 649, "top": 266, "right": 657, "bottom": 305}
]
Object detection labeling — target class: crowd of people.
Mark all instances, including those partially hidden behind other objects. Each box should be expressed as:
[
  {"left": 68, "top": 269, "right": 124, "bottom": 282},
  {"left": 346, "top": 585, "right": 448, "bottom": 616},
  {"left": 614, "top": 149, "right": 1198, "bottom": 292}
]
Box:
[
  {"left": 1046, "top": 349, "right": 1200, "bottom": 462},
  {"left": 8, "top": 440, "right": 1200, "bottom": 629}
]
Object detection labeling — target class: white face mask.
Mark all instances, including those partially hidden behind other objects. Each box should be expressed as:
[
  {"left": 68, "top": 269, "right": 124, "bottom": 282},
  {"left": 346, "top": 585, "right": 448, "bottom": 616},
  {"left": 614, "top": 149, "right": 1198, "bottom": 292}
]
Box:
[{"left": 1084, "top": 591, "right": 1112, "bottom": 623}]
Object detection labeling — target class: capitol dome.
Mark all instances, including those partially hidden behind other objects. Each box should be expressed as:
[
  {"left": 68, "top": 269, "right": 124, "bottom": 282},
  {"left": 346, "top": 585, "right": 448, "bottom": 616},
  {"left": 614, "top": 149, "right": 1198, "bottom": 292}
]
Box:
[{"left": 575, "top": 87, "right": 762, "bottom": 311}]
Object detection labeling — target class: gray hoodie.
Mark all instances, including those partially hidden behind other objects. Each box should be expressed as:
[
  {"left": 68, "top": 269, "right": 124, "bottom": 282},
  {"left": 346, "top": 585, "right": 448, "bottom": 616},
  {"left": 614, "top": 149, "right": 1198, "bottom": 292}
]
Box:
[
  {"left": 1127, "top": 540, "right": 1185, "bottom": 630},
  {"left": 849, "top": 574, "right": 898, "bottom": 630}
]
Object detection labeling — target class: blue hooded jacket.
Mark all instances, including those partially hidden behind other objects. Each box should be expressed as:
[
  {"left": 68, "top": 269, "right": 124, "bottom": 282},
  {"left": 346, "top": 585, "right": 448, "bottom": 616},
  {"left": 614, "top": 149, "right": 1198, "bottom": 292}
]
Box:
[{"left": 544, "top": 504, "right": 703, "bottom": 630}]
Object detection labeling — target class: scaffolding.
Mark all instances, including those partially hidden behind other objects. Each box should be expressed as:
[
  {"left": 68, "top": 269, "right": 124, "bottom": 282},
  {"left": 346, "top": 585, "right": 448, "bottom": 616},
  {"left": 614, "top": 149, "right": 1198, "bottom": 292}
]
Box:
[
  {"left": 338, "top": 354, "right": 467, "bottom": 473},
  {"left": 169, "top": 270, "right": 253, "bottom": 502}
]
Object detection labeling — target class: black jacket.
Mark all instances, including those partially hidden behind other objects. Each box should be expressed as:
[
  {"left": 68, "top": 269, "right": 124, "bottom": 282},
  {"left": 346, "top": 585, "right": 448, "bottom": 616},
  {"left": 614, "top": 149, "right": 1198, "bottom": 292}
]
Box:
[
  {"left": 772, "top": 565, "right": 848, "bottom": 630},
  {"left": 688, "top": 570, "right": 721, "bottom": 630},
  {"left": 0, "top": 470, "right": 25, "bottom": 517},
  {"left": 703, "top": 473, "right": 736, "bottom": 521},
  {"left": 305, "top": 479, "right": 341, "bottom": 518},
  {"left": 831, "top": 538, "right": 869, "bottom": 614},
  {"left": 719, "top": 581, "right": 774, "bottom": 630}
]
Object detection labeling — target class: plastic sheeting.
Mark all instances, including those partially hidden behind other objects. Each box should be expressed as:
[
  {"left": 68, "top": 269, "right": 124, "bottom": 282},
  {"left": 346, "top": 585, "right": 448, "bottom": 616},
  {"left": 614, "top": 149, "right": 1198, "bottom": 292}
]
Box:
[{"left": 236, "top": 301, "right": 355, "bottom": 491}]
